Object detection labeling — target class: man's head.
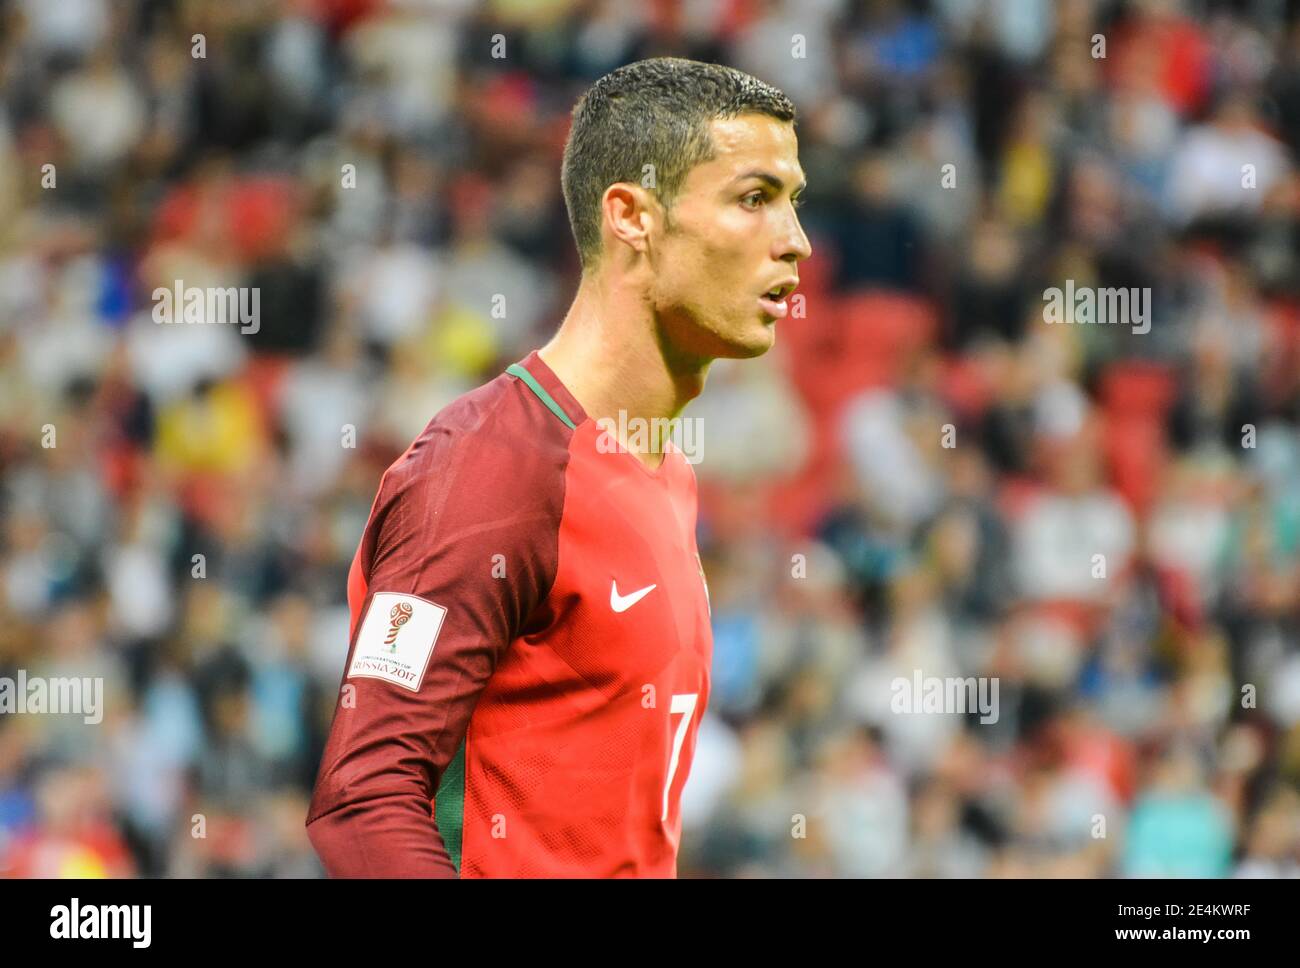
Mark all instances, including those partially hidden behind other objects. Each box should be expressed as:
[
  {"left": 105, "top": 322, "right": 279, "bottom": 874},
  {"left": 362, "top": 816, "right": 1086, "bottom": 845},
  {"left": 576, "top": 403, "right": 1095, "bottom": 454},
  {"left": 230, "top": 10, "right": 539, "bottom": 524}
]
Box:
[{"left": 561, "top": 58, "right": 812, "bottom": 360}]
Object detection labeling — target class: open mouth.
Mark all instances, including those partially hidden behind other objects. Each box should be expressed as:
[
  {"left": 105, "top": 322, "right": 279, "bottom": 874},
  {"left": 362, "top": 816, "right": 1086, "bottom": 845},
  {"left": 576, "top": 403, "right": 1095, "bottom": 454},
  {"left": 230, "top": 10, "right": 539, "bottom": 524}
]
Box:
[{"left": 758, "top": 280, "right": 798, "bottom": 319}]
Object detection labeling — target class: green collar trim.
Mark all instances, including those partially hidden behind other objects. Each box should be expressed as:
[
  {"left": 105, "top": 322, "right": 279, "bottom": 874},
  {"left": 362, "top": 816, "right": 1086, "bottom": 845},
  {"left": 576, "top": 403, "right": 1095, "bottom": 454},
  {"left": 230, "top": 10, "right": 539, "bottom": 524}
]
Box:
[{"left": 506, "top": 363, "right": 577, "bottom": 430}]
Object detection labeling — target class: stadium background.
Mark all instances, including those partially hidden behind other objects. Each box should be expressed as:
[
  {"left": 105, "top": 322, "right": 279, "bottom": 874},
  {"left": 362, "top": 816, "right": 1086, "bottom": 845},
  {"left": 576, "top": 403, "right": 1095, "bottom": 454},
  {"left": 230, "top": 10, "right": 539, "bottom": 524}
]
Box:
[{"left": 1, "top": 0, "right": 1298, "bottom": 878}]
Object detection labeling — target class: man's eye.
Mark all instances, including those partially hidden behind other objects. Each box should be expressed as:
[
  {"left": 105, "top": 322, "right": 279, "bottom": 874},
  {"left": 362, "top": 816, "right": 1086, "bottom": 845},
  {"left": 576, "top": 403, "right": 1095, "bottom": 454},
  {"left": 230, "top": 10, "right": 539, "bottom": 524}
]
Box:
[
  {"left": 742, "top": 192, "right": 765, "bottom": 209},
  {"left": 792, "top": 195, "right": 806, "bottom": 210}
]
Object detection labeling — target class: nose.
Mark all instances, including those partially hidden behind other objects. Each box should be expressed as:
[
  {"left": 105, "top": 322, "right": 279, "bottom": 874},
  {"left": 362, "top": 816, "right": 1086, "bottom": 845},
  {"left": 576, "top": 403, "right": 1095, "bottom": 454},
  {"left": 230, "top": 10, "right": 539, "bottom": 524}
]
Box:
[{"left": 776, "top": 205, "right": 813, "bottom": 263}]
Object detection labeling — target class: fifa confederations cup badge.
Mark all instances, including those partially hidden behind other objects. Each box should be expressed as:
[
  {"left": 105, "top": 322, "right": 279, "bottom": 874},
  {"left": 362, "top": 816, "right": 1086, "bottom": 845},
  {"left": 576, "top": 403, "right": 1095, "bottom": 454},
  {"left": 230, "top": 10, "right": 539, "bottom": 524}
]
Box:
[{"left": 385, "top": 601, "right": 414, "bottom": 652}]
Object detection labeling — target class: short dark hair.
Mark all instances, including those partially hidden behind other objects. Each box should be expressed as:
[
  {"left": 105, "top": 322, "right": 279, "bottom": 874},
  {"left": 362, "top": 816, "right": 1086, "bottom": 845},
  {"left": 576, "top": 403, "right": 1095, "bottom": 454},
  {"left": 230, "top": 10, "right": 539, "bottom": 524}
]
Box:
[{"left": 561, "top": 57, "right": 796, "bottom": 271}]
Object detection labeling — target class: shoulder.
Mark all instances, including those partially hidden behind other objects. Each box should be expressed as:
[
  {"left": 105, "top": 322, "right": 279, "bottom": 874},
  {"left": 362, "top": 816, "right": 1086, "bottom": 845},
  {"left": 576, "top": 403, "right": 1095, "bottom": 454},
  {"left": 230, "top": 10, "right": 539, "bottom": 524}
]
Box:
[{"left": 373, "top": 365, "right": 578, "bottom": 540}]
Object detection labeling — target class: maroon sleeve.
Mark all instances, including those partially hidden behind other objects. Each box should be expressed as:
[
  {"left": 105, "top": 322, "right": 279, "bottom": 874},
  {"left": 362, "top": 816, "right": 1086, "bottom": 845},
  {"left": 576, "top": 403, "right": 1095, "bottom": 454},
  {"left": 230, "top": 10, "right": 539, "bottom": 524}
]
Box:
[{"left": 306, "top": 376, "right": 570, "bottom": 877}]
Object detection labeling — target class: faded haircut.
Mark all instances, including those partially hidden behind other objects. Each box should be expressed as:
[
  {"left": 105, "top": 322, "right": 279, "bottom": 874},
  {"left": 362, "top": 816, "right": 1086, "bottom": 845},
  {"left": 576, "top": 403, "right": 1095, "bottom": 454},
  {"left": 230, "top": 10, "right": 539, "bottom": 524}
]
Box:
[{"left": 561, "top": 57, "right": 796, "bottom": 271}]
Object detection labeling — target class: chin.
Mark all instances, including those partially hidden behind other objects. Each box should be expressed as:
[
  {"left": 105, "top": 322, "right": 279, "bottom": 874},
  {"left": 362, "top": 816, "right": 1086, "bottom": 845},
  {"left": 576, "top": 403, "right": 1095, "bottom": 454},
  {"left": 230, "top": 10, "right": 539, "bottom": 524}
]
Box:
[
  {"left": 665, "top": 310, "right": 775, "bottom": 362},
  {"left": 706, "top": 335, "right": 771, "bottom": 361},
  {"left": 734, "top": 338, "right": 774, "bottom": 359},
  {"left": 726, "top": 322, "right": 777, "bottom": 358}
]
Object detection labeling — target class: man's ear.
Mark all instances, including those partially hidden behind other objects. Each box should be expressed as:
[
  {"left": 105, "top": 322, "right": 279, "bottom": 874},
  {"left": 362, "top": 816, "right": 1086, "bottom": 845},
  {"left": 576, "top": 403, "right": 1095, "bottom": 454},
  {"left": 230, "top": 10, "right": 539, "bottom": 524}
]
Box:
[{"left": 601, "top": 183, "right": 657, "bottom": 255}]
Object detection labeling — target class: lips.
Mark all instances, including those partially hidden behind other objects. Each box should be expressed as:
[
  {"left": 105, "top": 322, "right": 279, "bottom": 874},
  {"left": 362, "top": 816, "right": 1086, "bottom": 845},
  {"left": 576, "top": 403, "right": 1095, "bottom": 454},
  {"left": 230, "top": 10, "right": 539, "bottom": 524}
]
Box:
[{"left": 758, "top": 278, "right": 799, "bottom": 319}]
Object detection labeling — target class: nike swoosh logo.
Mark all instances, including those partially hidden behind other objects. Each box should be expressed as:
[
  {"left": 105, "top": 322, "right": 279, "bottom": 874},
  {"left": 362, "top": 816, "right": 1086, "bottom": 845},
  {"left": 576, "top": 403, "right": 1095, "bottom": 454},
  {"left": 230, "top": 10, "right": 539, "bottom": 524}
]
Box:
[{"left": 610, "top": 580, "right": 657, "bottom": 613}]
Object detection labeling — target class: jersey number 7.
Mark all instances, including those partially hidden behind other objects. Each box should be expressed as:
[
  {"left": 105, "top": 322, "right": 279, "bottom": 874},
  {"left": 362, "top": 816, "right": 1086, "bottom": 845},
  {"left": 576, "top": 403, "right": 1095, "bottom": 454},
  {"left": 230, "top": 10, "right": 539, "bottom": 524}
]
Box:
[{"left": 661, "top": 693, "right": 698, "bottom": 822}]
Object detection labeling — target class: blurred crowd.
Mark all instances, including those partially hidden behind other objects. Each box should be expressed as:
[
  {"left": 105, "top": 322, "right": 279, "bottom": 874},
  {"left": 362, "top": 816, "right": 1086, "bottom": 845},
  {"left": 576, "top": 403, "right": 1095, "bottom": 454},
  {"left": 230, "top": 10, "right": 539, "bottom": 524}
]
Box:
[{"left": 1, "top": 0, "right": 1298, "bottom": 878}]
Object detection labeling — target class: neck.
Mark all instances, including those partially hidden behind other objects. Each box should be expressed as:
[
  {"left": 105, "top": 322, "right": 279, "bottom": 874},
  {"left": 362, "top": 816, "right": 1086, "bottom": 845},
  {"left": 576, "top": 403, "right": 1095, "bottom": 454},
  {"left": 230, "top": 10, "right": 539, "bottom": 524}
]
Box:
[{"left": 539, "top": 270, "right": 709, "bottom": 469}]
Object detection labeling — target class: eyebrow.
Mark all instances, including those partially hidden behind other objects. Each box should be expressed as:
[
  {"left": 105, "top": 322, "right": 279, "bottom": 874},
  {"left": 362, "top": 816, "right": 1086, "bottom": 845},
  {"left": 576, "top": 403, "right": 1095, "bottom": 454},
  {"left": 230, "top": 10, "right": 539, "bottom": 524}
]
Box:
[{"left": 735, "top": 171, "right": 807, "bottom": 194}]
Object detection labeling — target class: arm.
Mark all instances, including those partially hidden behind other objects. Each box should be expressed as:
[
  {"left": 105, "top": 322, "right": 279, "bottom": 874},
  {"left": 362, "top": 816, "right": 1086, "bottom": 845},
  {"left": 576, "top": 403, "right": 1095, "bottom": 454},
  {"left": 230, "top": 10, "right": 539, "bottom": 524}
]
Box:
[{"left": 306, "top": 420, "right": 564, "bottom": 877}]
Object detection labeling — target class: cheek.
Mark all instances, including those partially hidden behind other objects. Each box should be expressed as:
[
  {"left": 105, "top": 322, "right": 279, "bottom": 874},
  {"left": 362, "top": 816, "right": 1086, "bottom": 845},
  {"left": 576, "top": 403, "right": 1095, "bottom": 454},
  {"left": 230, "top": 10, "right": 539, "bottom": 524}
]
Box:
[
  {"left": 694, "top": 237, "right": 755, "bottom": 297},
  {"left": 658, "top": 216, "right": 756, "bottom": 306}
]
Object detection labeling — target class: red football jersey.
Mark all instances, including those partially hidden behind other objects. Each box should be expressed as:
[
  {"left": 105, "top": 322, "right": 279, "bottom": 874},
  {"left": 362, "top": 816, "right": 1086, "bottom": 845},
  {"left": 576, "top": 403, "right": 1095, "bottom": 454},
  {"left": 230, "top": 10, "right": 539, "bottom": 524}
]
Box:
[{"left": 307, "top": 350, "right": 713, "bottom": 877}]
